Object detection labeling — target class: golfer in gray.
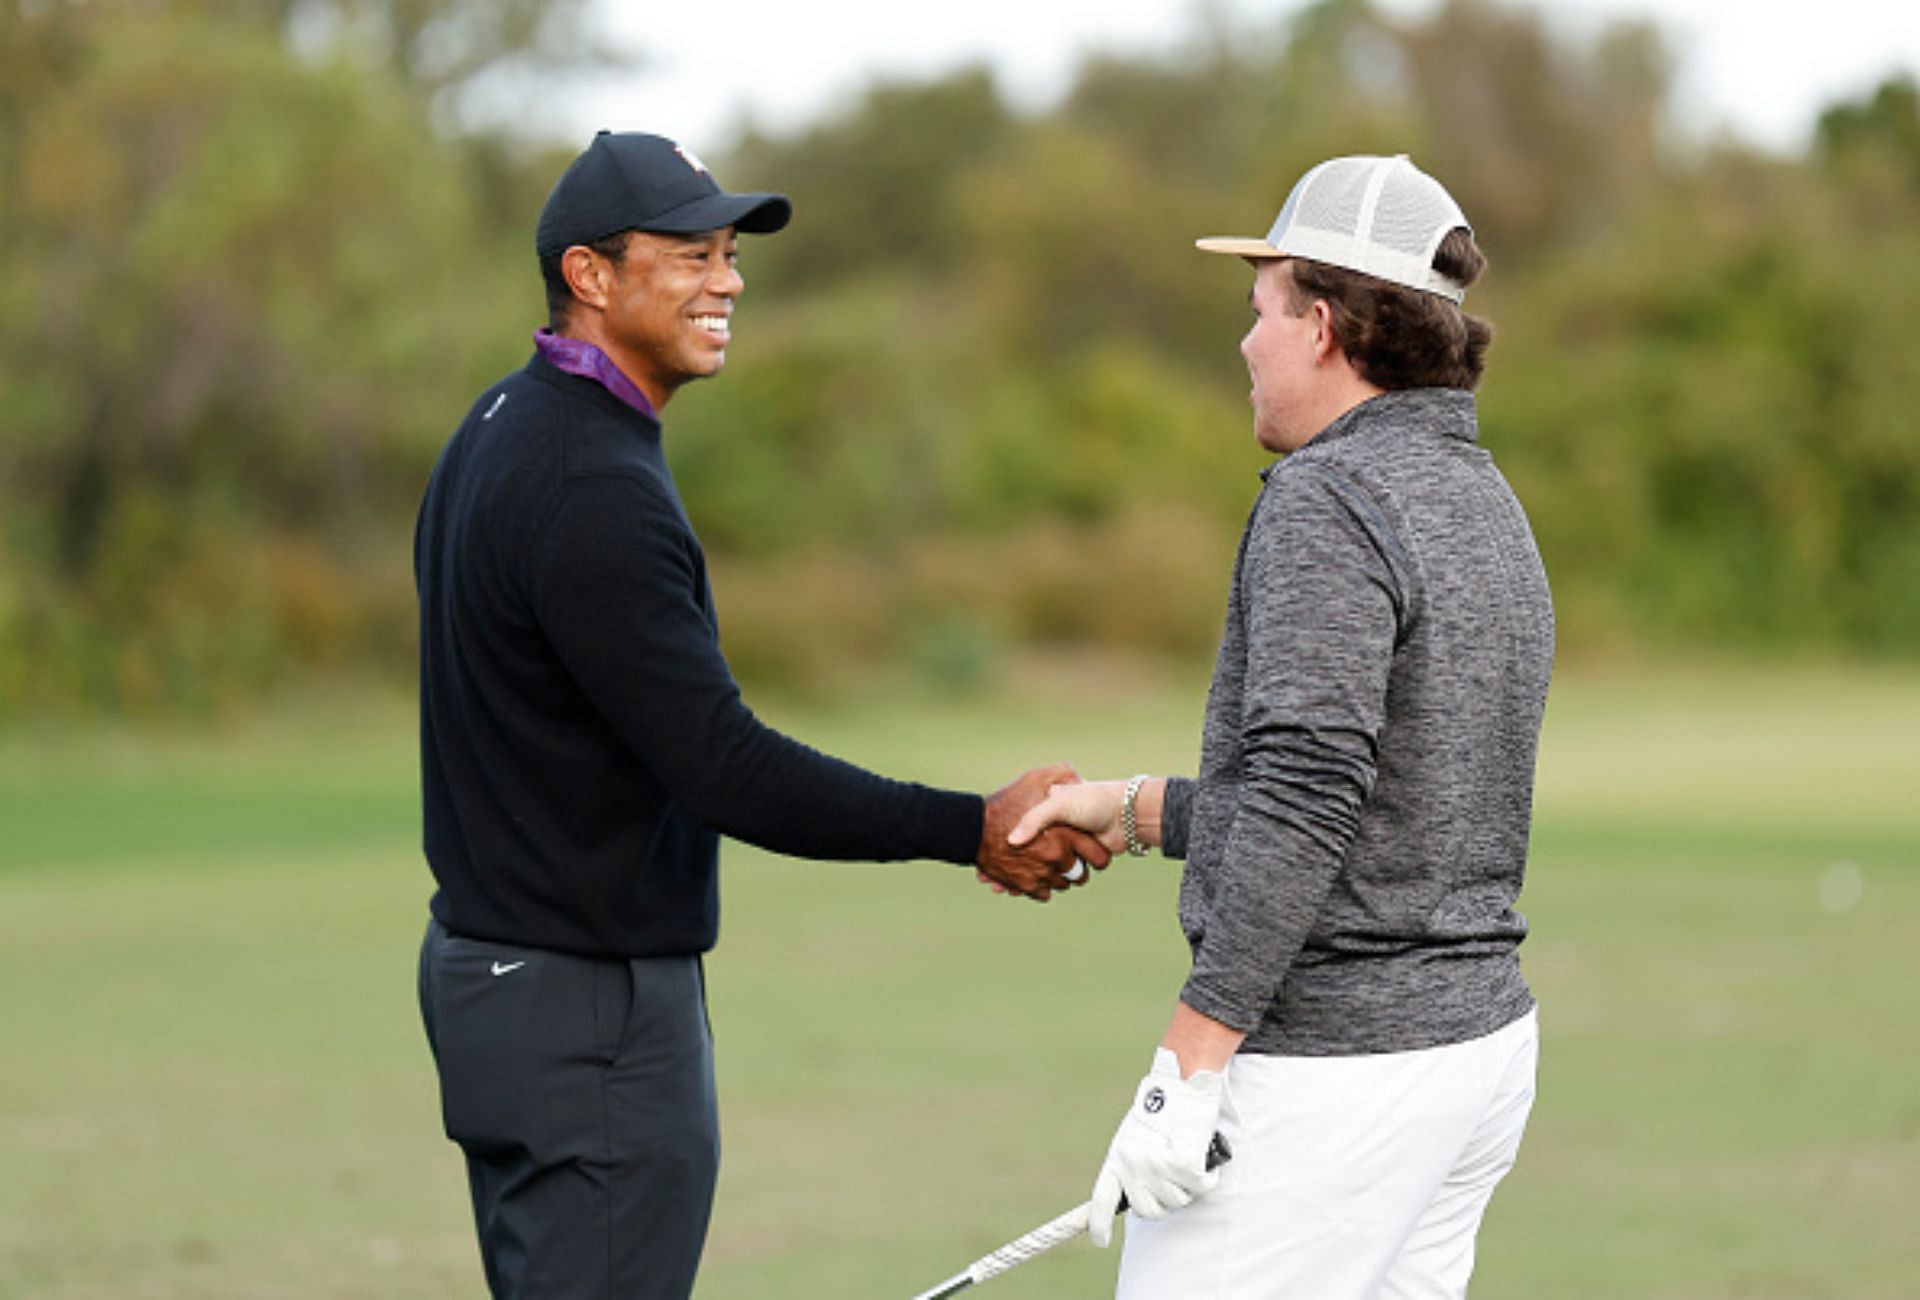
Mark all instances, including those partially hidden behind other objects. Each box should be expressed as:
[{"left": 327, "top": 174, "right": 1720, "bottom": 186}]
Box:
[{"left": 1012, "top": 155, "right": 1554, "bottom": 1298}]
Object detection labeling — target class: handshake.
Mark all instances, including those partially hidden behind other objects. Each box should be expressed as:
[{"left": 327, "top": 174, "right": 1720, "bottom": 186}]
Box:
[{"left": 973, "top": 763, "right": 1161, "bottom": 901}]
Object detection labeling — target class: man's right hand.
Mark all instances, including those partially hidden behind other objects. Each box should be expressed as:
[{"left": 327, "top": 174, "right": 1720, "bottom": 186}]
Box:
[
  {"left": 1008, "top": 779, "right": 1129, "bottom": 855},
  {"left": 976, "top": 763, "right": 1111, "bottom": 901}
]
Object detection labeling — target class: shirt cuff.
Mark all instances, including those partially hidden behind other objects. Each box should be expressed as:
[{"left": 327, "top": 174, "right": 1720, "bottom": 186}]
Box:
[
  {"left": 927, "top": 789, "right": 986, "bottom": 865},
  {"left": 1160, "top": 777, "right": 1197, "bottom": 859},
  {"left": 1178, "top": 970, "right": 1267, "bottom": 1035}
]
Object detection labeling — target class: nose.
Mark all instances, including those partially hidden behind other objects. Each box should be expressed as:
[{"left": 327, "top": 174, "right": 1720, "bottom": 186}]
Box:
[{"left": 710, "top": 257, "right": 744, "bottom": 297}]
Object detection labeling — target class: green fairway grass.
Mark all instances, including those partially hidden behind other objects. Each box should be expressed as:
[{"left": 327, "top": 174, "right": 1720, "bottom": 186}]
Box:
[{"left": 1, "top": 664, "right": 1915, "bottom": 1298}]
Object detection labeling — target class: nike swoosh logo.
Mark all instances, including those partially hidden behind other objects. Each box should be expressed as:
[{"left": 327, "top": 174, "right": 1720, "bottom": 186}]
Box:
[{"left": 490, "top": 961, "right": 526, "bottom": 976}]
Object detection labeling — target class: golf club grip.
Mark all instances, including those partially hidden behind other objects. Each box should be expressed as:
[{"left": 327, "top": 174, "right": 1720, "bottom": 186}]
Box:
[
  {"left": 957, "top": 1202, "right": 1096, "bottom": 1288},
  {"left": 1115, "top": 1130, "right": 1232, "bottom": 1215}
]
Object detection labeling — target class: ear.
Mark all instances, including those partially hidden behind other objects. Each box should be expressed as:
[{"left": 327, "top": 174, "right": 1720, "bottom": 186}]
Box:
[
  {"left": 561, "top": 245, "right": 616, "bottom": 312},
  {"left": 1308, "top": 299, "right": 1342, "bottom": 367}
]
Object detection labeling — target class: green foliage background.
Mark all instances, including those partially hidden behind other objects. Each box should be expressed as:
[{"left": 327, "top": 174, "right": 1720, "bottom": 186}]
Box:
[{"left": 4, "top": 0, "right": 1918, "bottom": 714}]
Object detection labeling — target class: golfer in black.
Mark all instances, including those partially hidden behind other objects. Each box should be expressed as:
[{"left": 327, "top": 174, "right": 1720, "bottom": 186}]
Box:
[{"left": 414, "top": 131, "right": 1102, "bottom": 1300}]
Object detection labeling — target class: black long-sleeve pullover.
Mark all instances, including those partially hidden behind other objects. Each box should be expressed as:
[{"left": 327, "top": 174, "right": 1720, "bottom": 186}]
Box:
[{"left": 415, "top": 354, "right": 982, "bottom": 957}]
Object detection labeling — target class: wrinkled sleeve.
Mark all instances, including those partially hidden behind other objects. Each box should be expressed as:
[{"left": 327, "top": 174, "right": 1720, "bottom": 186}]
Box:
[{"left": 1179, "top": 466, "right": 1408, "bottom": 1030}]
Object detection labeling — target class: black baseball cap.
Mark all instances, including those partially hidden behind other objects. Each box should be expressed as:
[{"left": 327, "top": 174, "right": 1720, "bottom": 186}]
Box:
[{"left": 535, "top": 130, "right": 792, "bottom": 258}]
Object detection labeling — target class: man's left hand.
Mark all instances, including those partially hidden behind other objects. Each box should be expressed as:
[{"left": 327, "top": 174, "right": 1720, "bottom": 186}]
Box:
[{"left": 1086, "top": 1048, "right": 1226, "bottom": 1247}]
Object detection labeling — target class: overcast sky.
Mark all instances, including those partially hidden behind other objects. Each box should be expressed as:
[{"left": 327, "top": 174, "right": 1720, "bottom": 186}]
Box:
[{"left": 560, "top": 0, "right": 1919, "bottom": 157}]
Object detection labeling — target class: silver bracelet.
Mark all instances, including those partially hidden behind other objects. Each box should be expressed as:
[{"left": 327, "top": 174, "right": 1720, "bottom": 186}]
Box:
[{"left": 1121, "top": 775, "right": 1151, "bottom": 857}]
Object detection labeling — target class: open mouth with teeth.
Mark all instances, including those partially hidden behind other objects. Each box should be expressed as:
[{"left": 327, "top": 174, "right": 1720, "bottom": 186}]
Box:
[{"left": 691, "top": 314, "right": 731, "bottom": 341}]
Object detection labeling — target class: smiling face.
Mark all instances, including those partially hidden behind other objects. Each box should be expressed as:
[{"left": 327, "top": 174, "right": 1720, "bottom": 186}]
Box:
[
  {"left": 562, "top": 227, "right": 743, "bottom": 410},
  {"left": 1240, "top": 259, "right": 1323, "bottom": 454},
  {"left": 1238, "top": 258, "right": 1379, "bottom": 454}
]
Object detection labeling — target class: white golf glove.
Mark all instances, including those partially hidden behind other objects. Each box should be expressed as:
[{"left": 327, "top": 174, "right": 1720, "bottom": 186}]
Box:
[{"left": 1086, "top": 1048, "right": 1226, "bottom": 1248}]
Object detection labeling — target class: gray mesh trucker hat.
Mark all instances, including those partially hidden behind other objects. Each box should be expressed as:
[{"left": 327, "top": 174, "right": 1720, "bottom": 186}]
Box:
[
  {"left": 1196, "top": 155, "right": 1471, "bottom": 302},
  {"left": 536, "top": 131, "right": 791, "bottom": 258}
]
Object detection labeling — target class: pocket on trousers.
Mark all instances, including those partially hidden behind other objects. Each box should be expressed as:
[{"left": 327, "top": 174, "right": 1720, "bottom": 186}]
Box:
[
  {"left": 592, "top": 957, "right": 633, "bottom": 1066},
  {"left": 429, "top": 938, "right": 544, "bottom": 1155}
]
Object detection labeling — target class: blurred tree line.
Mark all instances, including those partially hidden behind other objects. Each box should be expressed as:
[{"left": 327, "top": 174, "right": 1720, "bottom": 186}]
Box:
[{"left": 2, "top": 0, "right": 1916, "bottom": 715}]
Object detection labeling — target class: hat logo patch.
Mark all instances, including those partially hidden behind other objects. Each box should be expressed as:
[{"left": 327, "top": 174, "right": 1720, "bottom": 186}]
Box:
[{"left": 674, "top": 144, "right": 710, "bottom": 176}]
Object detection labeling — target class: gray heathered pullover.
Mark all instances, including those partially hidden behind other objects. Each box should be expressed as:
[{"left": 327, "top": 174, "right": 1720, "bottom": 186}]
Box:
[{"left": 1161, "top": 387, "right": 1554, "bottom": 1056}]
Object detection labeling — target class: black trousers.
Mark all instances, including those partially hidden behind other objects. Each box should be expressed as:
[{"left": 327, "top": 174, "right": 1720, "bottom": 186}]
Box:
[{"left": 418, "top": 919, "right": 720, "bottom": 1299}]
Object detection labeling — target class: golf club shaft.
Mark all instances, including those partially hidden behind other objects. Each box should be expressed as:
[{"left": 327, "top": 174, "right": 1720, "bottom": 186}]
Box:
[
  {"left": 905, "top": 1133, "right": 1231, "bottom": 1298},
  {"left": 908, "top": 1202, "right": 1091, "bottom": 1299}
]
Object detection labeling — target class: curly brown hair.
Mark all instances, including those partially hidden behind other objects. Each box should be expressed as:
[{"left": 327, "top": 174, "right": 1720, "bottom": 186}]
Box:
[{"left": 1282, "top": 228, "right": 1494, "bottom": 391}]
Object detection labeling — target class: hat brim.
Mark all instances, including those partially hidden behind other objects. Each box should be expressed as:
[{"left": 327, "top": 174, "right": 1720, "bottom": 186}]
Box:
[
  {"left": 1195, "top": 236, "right": 1286, "bottom": 258},
  {"left": 642, "top": 191, "right": 792, "bottom": 236}
]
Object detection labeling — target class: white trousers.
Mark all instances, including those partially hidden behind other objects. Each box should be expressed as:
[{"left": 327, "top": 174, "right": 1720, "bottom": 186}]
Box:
[{"left": 1117, "top": 1009, "right": 1538, "bottom": 1300}]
